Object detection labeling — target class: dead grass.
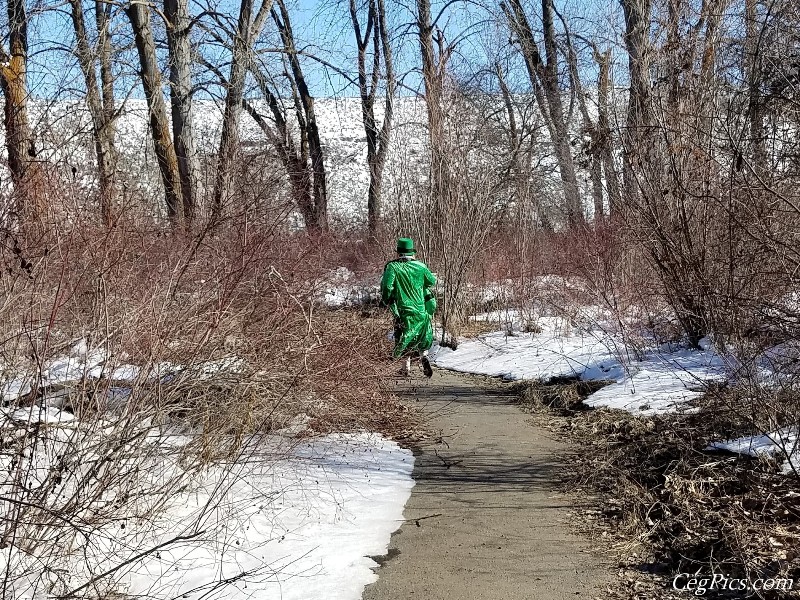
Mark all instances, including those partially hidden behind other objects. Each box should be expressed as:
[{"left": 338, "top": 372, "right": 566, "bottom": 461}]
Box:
[
  {"left": 517, "top": 377, "right": 614, "bottom": 413},
  {"left": 0, "top": 222, "right": 422, "bottom": 597},
  {"left": 458, "top": 319, "right": 501, "bottom": 338},
  {"left": 518, "top": 380, "right": 800, "bottom": 599}
]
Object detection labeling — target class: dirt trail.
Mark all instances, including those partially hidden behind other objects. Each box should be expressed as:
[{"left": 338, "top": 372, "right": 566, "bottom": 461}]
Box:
[{"left": 363, "top": 369, "right": 612, "bottom": 600}]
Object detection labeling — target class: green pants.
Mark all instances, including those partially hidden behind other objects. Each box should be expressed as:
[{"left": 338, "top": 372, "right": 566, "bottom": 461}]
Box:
[{"left": 393, "top": 310, "right": 433, "bottom": 357}]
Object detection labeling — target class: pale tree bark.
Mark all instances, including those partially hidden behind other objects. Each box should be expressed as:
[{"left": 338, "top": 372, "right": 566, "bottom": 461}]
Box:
[
  {"left": 0, "top": 0, "right": 44, "bottom": 226},
  {"left": 559, "top": 17, "right": 604, "bottom": 221},
  {"left": 272, "top": 0, "right": 328, "bottom": 230},
  {"left": 212, "top": 0, "right": 273, "bottom": 221},
  {"left": 164, "top": 0, "right": 199, "bottom": 222},
  {"left": 593, "top": 47, "right": 621, "bottom": 216},
  {"left": 212, "top": 0, "right": 253, "bottom": 221},
  {"left": 349, "top": 0, "right": 395, "bottom": 235},
  {"left": 563, "top": 33, "right": 622, "bottom": 220},
  {"left": 126, "top": 0, "right": 183, "bottom": 223},
  {"left": 620, "top": 0, "right": 653, "bottom": 205},
  {"left": 69, "top": 0, "right": 117, "bottom": 227},
  {"left": 416, "top": 0, "right": 451, "bottom": 234},
  {"left": 503, "top": 0, "right": 584, "bottom": 227}
]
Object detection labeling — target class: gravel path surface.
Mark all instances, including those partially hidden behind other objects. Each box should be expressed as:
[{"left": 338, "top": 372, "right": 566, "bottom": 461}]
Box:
[{"left": 363, "top": 369, "right": 612, "bottom": 600}]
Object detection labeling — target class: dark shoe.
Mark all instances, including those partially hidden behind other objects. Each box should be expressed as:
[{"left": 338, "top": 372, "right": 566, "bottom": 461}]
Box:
[{"left": 421, "top": 355, "right": 433, "bottom": 378}]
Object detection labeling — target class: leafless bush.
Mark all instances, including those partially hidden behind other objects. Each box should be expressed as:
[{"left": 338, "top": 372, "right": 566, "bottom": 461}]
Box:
[
  {"left": 0, "top": 213, "right": 397, "bottom": 597},
  {"left": 523, "top": 381, "right": 800, "bottom": 599},
  {"left": 395, "top": 86, "right": 506, "bottom": 347}
]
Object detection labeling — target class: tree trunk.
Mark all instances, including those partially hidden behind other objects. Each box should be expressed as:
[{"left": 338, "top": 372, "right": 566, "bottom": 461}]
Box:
[
  {"left": 540, "top": 0, "right": 582, "bottom": 226},
  {"left": 373, "top": 0, "right": 394, "bottom": 234},
  {"left": 620, "top": 0, "right": 653, "bottom": 205},
  {"left": 504, "top": 0, "right": 584, "bottom": 227},
  {"left": 0, "top": 0, "right": 42, "bottom": 226},
  {"left": 70, "top": 0, "right": 117, "bottom": 227},
  {"left": 495, "top": 63, "right": 527, "bottom": 206},
  {"left": 212, "top": 0, "right": 273, "bottom": 222},
  {"left": 247, "top": 63, "right": 316, "bottom": 225},
  {"left": 350, "top": 0, "right": 395, "bottom": 235},
  {"left": 416, "top": 0, "right": 450, "bottom": 235},
  {"left": 594, "top": 47, "right": 621, "bottom": 216},
  {"left": 744, "top": 0, "right": 766, "bottom": 172},
  {"left": 213, "top": 0, "right": 253, "bottom": 221},
  {"left": 126, "top": 1, "right": 183, "bottom": 223},
  {"left": 199, "top": 49, "right": 317, "bottom": 225},
  {"left": 273, "top": 0, "right": 328, "bottom": 230},
  {"left": 97, "top": 0, "right": 116, "bottom": 225},
  {"left": 165, "top": 0, "right": 198, "bottom": 223},
  {"left": 560, "top": 13, "right": 604, "bottom": 221}
]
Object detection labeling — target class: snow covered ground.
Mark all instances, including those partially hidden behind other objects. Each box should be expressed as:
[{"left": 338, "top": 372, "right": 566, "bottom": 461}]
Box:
[
  {"left": 0, "top": 342, "right": 415, "bottom": 599},
  {"left": 430, "top": 305, "right": 800, "bottom": 476},
  {"left": 122, "top": 433, "right": 413, "bottom": 600},
  {"left": 708, "top": 428, "right": 799, "bottom": 476},
  {"left": 1, "top": 431, "right": 413, "bottom": 600},
  {"left": 432, "top": 315, "right": 728, "bottom": 416}
]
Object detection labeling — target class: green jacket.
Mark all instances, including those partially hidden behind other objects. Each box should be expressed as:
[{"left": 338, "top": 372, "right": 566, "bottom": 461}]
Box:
[{"left": 381, "top": 257, "right": 436, "bottom": 356}]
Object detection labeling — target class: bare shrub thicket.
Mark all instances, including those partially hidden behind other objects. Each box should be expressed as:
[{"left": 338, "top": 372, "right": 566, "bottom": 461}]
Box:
[
  {"left": 525, "top": 388, "right": 800, "bottom": 597},
  {"left": 0, "top": 214, "right": 393, "bottom": 596},
  {"left": 396, "top": 84, "right": 505, "bottom": 347},
  {"left": 604, "top": 0, "right": 800, "bottom": 476}
]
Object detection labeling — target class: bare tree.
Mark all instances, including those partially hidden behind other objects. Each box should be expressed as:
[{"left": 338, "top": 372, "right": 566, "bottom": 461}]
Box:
[
  {"left": 415, "top": 0, "right": 451, "bottom": 233},
  {"left": 164, "top": 0, "right": 199, "bottom": 222},
  {"left": 271, "top": 0, "right": 328, "bottom": 230},
  {"left": 198, "top": 0, "right": 327, "bottom": 230},
  {"left": 617, "top": 0, "right": 733, "bottom": 347},
  {"left": 558, "top": 19, "right": 604, "bottom": 220},
  {"left": 212, "top": 0, "right": 273, "bottom": 222},
  {"left": 619, "top": 0, "right": 652, "bottom": 205},
  {"left": 593, "top": 46, "right": 621, "bottom": 216},
  {"left": 126, "top": 0, "right": 184, "bottom": 224},
  {"left": 0, "top": 0, "right": 43, "bottom": 226},
  {"left": 69, "top": 0, "right": 118, "bottom": 226},
  {"left": 502, "top": 0, "right": 584, "bottom": 226},
  {"left": 558, "top": 14, "right": 621, "bottom": 220},
  {"left": 492, "top": 61, "right": 550, "bottom": 227},
  {"left": 245, "top": 63, "right": 319, "bottom": 228},
  {"left": 349, "top": 0, "right": 395, "bottom": 235},
  {"left": 495, "top": 62, "right": 524, "bottom": 204}
]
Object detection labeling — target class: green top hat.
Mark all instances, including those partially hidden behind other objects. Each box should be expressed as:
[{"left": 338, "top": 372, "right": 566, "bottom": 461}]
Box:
[{"left": 396, "top": 237, "right": 416, "bottom": 255}]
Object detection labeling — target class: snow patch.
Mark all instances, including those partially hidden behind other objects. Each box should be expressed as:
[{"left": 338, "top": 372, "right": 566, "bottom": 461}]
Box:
[
  {"left": 432, "top": 317, "right": 728, "bottom": 415},
  {"left": 321, "top": 267, "right": 380, "bottom": 308},
  {"left": 708, "top": 428, "right": 799, "bottom": 475},
  {"left": 1, "top": 430, "right": 414, "bottom": 600}
]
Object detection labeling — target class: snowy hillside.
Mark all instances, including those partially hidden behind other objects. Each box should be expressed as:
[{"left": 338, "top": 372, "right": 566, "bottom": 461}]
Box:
[
  {"left": 10, "top": 92, "right": 610, "bottom": 226},
  {"left": 15, "top": 97, "right": 431, "bottom": 226}
]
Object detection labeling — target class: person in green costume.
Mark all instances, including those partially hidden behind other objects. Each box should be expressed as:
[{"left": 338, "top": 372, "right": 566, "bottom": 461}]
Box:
[{"left": 381, "top": 238, "right": 436, "bottom": 377}]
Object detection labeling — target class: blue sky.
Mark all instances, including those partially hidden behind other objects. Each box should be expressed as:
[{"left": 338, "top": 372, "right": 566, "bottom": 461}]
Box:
[{"left": 22, "top": 0, "right": 622, "bottom": 100}]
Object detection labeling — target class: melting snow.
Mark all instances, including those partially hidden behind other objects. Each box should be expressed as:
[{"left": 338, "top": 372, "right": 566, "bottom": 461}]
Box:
[
  {"left": 432, "top": 316, "right": 728, "bottom": 415},
  {"left": 0, "top": 430, "right": 414, "bottom": 600},
  {"left": 708, "top": 428, "right": 799, "bottom": 475}
]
